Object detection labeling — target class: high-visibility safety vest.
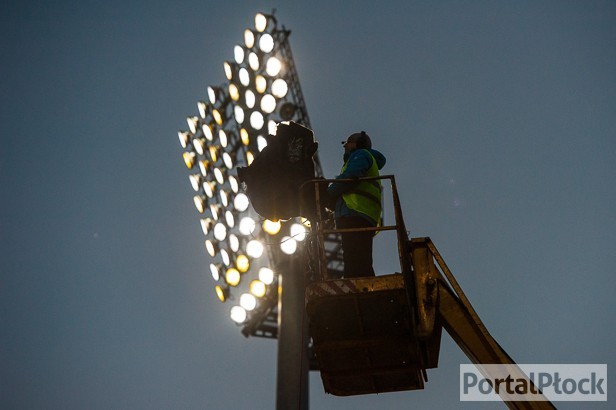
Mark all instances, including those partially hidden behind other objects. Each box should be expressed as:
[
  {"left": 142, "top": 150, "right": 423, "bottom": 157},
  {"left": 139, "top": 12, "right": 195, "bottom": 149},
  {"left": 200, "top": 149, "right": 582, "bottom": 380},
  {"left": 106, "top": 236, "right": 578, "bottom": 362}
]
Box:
[{"left": 340, "top": 150, "right": 382, "bottom": 225}]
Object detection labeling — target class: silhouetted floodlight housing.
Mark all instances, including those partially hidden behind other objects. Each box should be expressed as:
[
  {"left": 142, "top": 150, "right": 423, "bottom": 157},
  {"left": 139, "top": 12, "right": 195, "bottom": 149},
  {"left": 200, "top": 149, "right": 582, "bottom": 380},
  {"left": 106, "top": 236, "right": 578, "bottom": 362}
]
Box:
[
  {"left": 246, "top": 239, "right": 264, "bottom": 258},
  {"left": 259, "top": 267, "right": 275, "bottom": 285},
  {"left": 258, "top": 33, "right": 275, "bottom": 53},
  {"left": 265, "top": 57, "right": 281, "bottom": 76},
  {"left": 279, "top": 102, "right": 296, "bottom": 120},
  {"left": 260, "top": 94, "right": 277, "bottom": 113},
  {"left": 226, "top": 268, "right": 241, "bottom": 286},
  {"left": 234, "top": 193, "right": 250, "bottom": 212},
  {"left": 280, "top": 236, "right": 297, "bottom": 255},
  {"left": 240, "top": 293, "right": 257, "bottom": 311},
  {"left": 271, "top": 79, "right": 288, "bottom": 98},
  {"left": 230, "top": 305, "right": 247, "bottom": 323},
  {"left": 263, "top": 219, "right": 281, "bottom": 235},
  {"left": 250, "top": 280, "right": 267, "bottom": 298},
  {"left": 216, "top": 285, "right": 229, "bottom": 302}
]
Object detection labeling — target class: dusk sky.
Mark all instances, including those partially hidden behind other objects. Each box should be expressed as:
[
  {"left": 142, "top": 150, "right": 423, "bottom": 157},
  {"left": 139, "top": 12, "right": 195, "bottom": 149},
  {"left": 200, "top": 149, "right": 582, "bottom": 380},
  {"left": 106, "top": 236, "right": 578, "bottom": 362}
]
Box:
[{"left": 1, "top": 1, "right": 615, "bottom": 409}]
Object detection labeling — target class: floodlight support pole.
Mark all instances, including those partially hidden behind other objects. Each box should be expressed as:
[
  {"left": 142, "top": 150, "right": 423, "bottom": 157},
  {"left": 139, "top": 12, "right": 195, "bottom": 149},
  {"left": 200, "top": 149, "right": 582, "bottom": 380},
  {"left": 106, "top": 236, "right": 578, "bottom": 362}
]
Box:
[{"left": 276, "top": 254, "right": 310, "bottom": 410}]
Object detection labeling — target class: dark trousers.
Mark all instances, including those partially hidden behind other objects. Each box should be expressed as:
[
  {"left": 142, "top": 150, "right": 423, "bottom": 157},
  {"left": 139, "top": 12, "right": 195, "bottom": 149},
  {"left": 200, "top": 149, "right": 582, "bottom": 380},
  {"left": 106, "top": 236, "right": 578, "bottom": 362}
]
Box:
[{"left": 337, "top": 216, "right": 376, "bottom": 278}]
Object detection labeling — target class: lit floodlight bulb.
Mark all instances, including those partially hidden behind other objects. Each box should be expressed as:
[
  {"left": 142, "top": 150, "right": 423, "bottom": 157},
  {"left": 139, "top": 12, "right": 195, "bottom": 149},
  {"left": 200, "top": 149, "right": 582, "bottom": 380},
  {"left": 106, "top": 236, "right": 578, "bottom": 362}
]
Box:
[
  {"left": 187, "top": 116, "right": 199, "bottom": 134},
  {"left": 219, "top": 130, "right": 228, "bottom": 148},
  {"left": 201, "top": 218, "right": 213, "bottom": 235},
  {"left": 212, "top": 109, "right": 222, "bottom": 126},
  {"left": 246, "top": 240, "right": 264, "bottom": 258},
  {"left": 262, "top": 219, "right": 281, "bottom": 235},
  {"left": 250, "top": 111, "right": 264, "bottom": 130},
  {"left": 224, "top": 61, "right": 233, "bottom": 80},
  {"left": 220, "top": 249, "right": 230, "bottom": 266},
  {"left": 210, "top": 263, "right": 220, "bottom": 281},
  {"left": 234, "top": 45, "right": 245, "bottom": 64},
  {"left": 268, "top": 120, "right": 277, "bottom": 136},
  {"left": 228, "top": 175, "right": 239, "bottom": 193},
  {"left": 198, "top": 101, "right": 207, "bottom": 119},
  {"left": 225, "top": 210, "right": 235, "bottom": 227},
  {"left": 239, "top": 217, "right": 256, "bottom": 235},
  {"left": 257, "top": 135, "right": 268, "bottom": 152},
  {"left": 230, "top": 305, "right": 247, "bottom": 323},
  {"left": 209, "top": 145, "right": 218, "bottom": 162},
  {"left": 250, "top": 280, "right": 267, "bottom": 298},
  {"left": 234, "top": 105, "right": 245, "bottom": 124},
  {"left": 193, "top": 138, "right": 205, "bottom": 155},
  {"left": 220, "top": 190, "right": 228, "bottom": 207},
  {"left": 205, "top": 239, "right": 216, "bottom": 257},
  {"left": 244, "top": 29, "right": 255, "bottom": 48},
  {"left": 301, "top": 217, "right": 311, "bottom": 227},
  {"left": 213, "top": 223, "right": 227, "bottom": 241},
  {"left": 178, "top": 131, "right": 190, "bottom": 148},
  {"left": 255, "top": 75, "right": 267, "bottom": 94},
  {"left": 214, "top": 168, "right": 225, "bottom": 184},
  {"left": 236, "top": 254, "right": 249, "bottom": 273},
  {"left": 248, "top": 52, "right": 259, "bottom": 71},
  {"left": 255, "top": 13, "right": 267, "bottom": 32},
  {"left": 189, "top": 174, "right": 202, "bottom": 192},
  {"left": 223, "top": 152, "right": 233, "bottom": 169},
  {"left": 240, "top": 128, "right": 250, "bottom": 146},
  {"left": 229, "top": 83, "right": 240, "bottom": 102},
  {"left": 265, "top": 57, "right": 281, "bottom": 76},
  {"left": 228, "top": 234, "right": 239, "bottom": 252},
  {"left": 198, "top": 160, "right": 209, "bottom": 177},
  {"left": 202, "top": 124, "right": 213, "bottom": 141},
  {"left": 240, "top": 293, "right": 257, "bottom": 311},
  {"left": 271, "top": 78, "right": 288, "bottom": 98},
  {"left": 239, "top": 68, "right": 250, "bottom": 87},
  {"left": 210, "top": 203, "right": 220, "bottom": 221},
  {"left": 280, "top": 236, "right": 297, "bottom": 255},
  {"left": 245, "top": 90, "right": 256, "bottom": 109},
  {"left": 246, "top": 151, "right": 255, "bottom": 165},
  {"left": 225, "top": 268, "right": 240, "bottom": 286},
  {"left": 290, "top": 223, "right": 307, "bottom": 241},
  {"left": 216, "top": 285, "right": 228, "bottom": 302},
  {"left": 259, "top": 33, "right": 274, "bottom": 53},
  {"left": 183, "top": 152, "right": 196, "bottom": 169},
  {"left": 259, "top": 267, "right": 274, "bottom": 285},
  {"left": 203, "top": 181, "right": 214, "bottom": 198},
  {"left": 260, "top": 94, "right": 276, "bottom": 113},
  {"left": 234, "top": 193, "right": 249, "bottom": 212},
  {"left": 207, "top": 86, "right": 217, "bottom": 104},
  {"left": 193, "top": 195, "right": 206, "bottom": 213}
]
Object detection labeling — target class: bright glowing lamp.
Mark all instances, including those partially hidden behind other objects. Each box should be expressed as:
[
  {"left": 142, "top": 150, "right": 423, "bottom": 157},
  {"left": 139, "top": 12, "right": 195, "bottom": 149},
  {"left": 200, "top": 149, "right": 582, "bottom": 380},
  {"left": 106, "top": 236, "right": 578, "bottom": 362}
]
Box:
[
  {"left": 244, "top": 29, "right": 255, "bottom": 48},
  {"left": 259, "top": 33, "right": 274, "bottom": 53},
  {"left": 271, "top": 79, "right": 288, "bottom": 98},
  {"left": 203, "top": 181, "right": 214, "bottom": 198},
  {"left": 265, "top": 57, "right": 281, "bottom": 76},
  {"left": 234, "top": 105, "right": 244, "bottom": 123},
  {"left": 248, "top": 52, "right": 259, "bottom": 71},
  {"left": 202, "top": 124, "right": 213, "bottom": 141},
  {"left": 250, "top": 280, "right": 267, "bottom": 298},
  {"left": 234, "top": 45, "right": 245, "bottom": 64},
  {"left": 214, "top": 168, "right": 225, "bottom": 184},
  {"left": 236, "top": 254, "right": 250, "bottom": 272},
  {"left": 210, "top": 263, "right": 221, "bottom": 281},
  {"left": 225, "top": 210, "right": 235, "bottom": 227},
  {"left": 178, "top": 131, "right": 190, "bottom": 148},
  {"left": 234, "top": 193, "right": 249, "bottom": 212},
  {"left": 213, "top": 223, "right": 227, "bottom": 241},
  {"left": 240, "top": 128, "right": 250, "bottom": 145},
  {"left": 245, "top": 90, "right": 256, "bottom": 108},
  {"left": 229, "top": 83, "right": 240, "bottom": 102},
  {"left": 193, "top": 138, "right": 205, "bottom": 155},
  {"left": 240, "top": 293, "right": 257, "bottom": 311},
  {"left": 246, "top": 239, "right": 264, "bottom": 258},
  {"left": 239, "top": 217, "right": 256, "bottom": 235},
  {"left": 229, "top": 175, "right": 239, "bottom": 193},
  {"left": 183, "top": 152, "right": 196, "bottom": 169},
  {"left": 205, "top": 239, "right": 217, "bottom": 257},
  {"left": 290, "top": 223, "right": 307, "bottom": 241},
  {"left": 200, "top": 218, "right": 213, "bottom": 235},
  {"left": 262, "top": 219, "right": 281, "bottom": 235},
  {"left": 259, "top": 267, "right": 275, "bottom": 285},
  {"left": 225, "top": 268, "right": 241, "bottom": 286},
  {"left": 255, "top": 13, "right": 268, "bottom": 32},
  {"left": 187, "top": 116, "right": 199, "bottom": 133},
  {"left": 230, "top": 305, "right": 247, "bottom": 323},
  {"left": 189, "top": 174, "right": 201, "bottom": 191},
  {"left": 221, "top": 249, "right": 230, "bottom": 266},
  {"left": 193, "top": 195, "right": 206, "bottom": 213},
  {"left": 260, "top": 94, "right": 276, "bottom": 113},
  {"left": 228, "top": 234, "right": 239, "bottom": 252},
  {"left": 280, "top": 236, "right": 297, "bottom": 255},
  {"left": 257, "top": 135, "right": 268, "bottom": 152},
  {"left": 239, "top": 67, "right": 250, "bottom": 86},
  {"left": 250, "top": 111, "right": 264, "bottom": 130},
  {"left": 216, "top": 285, "right": 229, "bottom": 302},
  {"left": 255, "top": 75, "right": 267, "bottom": 94}
]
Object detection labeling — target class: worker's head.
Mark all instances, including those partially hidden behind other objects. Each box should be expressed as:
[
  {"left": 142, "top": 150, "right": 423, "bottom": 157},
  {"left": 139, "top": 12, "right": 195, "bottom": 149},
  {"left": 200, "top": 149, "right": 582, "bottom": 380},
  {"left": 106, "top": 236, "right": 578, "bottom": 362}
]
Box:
[{"left": 341, "top": 131, "right": 371, "bottom": 153}]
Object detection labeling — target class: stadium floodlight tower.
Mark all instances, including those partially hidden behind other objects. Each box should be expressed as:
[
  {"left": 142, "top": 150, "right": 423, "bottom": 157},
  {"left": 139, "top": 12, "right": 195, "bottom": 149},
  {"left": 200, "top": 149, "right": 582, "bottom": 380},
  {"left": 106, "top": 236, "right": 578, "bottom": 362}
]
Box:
[{"left": 177, "top": 11, "right": 328, "bottom": 409}]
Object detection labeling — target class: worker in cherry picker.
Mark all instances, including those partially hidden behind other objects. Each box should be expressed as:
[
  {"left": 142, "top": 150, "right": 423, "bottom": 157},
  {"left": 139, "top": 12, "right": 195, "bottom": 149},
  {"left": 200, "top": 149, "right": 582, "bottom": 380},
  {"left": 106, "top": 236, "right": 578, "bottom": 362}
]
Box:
[{"left": 326, "top": 131, "right": 386, "bottom": 278}]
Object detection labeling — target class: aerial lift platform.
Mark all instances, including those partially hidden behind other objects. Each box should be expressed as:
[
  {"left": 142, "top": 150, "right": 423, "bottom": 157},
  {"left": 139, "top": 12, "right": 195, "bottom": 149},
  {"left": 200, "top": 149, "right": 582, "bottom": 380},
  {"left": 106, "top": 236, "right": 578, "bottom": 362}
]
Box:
[{"left": 302, "top": 175, "right": 556, "bottom": 409}]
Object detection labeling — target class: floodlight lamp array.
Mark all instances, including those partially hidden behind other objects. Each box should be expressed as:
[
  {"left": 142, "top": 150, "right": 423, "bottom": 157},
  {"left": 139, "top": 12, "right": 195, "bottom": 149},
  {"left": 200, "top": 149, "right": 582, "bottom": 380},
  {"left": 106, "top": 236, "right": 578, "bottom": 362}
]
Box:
[{"left": 177, "top": 12, "right": 313, "bottom": 332}]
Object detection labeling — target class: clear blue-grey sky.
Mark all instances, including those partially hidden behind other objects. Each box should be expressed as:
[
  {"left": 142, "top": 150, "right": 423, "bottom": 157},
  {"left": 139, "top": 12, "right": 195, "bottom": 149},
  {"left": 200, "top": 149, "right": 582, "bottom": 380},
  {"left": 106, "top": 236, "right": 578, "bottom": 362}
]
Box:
[{"left": 1, "top": 1, "right": 615, "bottom": 409}]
